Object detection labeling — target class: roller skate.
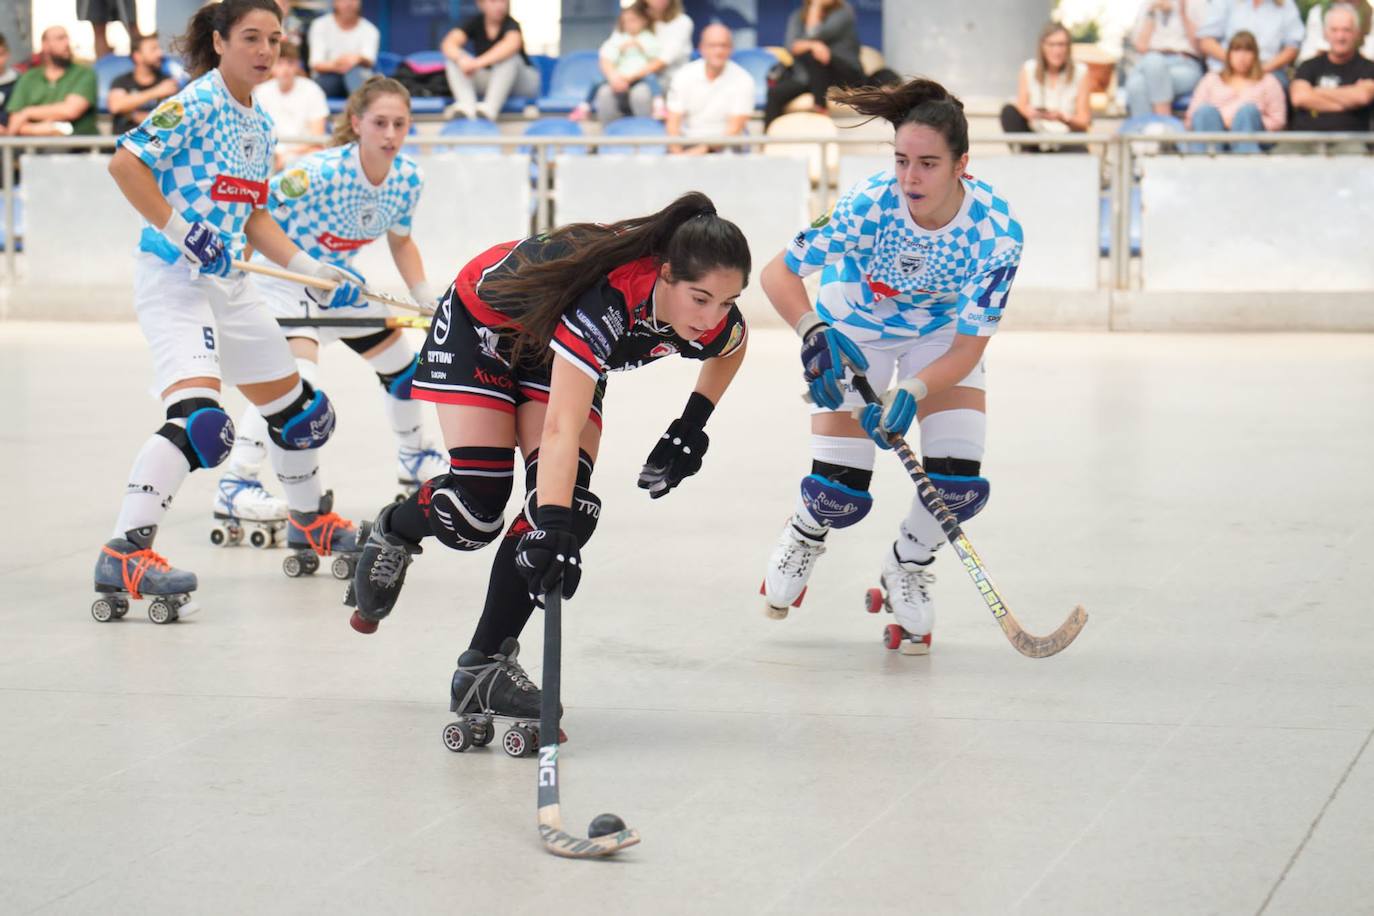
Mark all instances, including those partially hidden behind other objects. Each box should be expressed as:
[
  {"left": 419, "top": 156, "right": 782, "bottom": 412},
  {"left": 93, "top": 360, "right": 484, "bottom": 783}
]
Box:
[
  {"left": 867, "top": 545, "right": 936, "bottom": 655},
  {"left": 395, "top": 444, "right": 448, "bottom": 502},
  {"left": 441, "top": 637, "right": 565, "bottom": 756},
  {"left": 210, "top": 473, "right": 287, "bottom": 549},
  {"left": 345, "top": 502, "right": 422, "bottom": 634},
  {"left": 282, "top": 491, "right": 360, "bottom": 580},
  {"left": 91, "top": 525, "right": 199, "bottom": 624},
  {"left": 760, "top": 515, "right": 827, "bottom": 620}
]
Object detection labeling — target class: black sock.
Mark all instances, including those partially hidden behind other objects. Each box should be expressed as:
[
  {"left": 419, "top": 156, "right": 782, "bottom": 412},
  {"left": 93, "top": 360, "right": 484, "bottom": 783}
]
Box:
[
  {"left": 388, "top": 489, "right": 429, "bottom": 543},
  {"left": 468, "top": 519, "right": 536, "bottom": 656}
]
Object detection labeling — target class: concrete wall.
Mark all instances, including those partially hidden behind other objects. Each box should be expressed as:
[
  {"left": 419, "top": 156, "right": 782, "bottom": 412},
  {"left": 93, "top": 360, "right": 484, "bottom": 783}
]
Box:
[{"left": 883, "top": 0, "right": 1052, "bottom": 102}]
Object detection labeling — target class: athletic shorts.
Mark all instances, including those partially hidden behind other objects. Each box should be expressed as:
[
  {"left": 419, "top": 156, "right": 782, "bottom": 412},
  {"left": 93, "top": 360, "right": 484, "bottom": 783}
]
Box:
[
  {"left": 133, "top": 252, "right": 296, "bottom": 393},
  {"left": 411, "top": 288, "right": 605, "bottom": 428},
  {"left": 76, "top": 0, "right": 134, "bottom": 25},
  {"left": 255, "top": 269, "right": 397, "bottom": 346},
  {"left": 809, "top": 322, "right": 986, "bottom": 416}
]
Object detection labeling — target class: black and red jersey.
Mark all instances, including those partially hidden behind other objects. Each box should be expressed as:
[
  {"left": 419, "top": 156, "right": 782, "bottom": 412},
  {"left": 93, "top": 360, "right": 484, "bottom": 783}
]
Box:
[{"left": 452, "top": 236, "right": 748, "bottom": 381}]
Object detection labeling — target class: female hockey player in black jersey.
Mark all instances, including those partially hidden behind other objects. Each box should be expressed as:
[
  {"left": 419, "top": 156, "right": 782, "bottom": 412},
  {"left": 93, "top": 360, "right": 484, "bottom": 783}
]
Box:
[{"left": 347, "top": 191, "right": 750, "bottom": 724}]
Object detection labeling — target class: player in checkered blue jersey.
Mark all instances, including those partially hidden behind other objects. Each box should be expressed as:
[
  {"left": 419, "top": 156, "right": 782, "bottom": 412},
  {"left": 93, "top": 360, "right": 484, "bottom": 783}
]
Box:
[
  {"left": 94, "top": 0, "right": 367, "bottom": 618},
  {"left": 218, "top": 76, "right": 451, "bottom": 536},
  {"left": 760, "top": 77, "right": 1024, "bottom": 655}
]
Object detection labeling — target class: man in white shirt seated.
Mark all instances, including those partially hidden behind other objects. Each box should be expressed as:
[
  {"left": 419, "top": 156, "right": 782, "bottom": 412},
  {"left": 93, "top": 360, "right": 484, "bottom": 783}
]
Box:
[
  {"left": 308, "top": 0, "right": 380, "bottom": 97},
  {"left": 256, "top": 43, "right": 330, "bottom": 169},
  {"left": 665, "top": 24, "right": 756, "bottom": 155}
]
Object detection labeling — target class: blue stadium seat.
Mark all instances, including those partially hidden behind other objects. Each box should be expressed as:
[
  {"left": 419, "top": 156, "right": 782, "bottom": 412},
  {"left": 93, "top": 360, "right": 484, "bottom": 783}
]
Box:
[
  {"left": 1098, "top": 186, "right": 1142, "bottom": 258},
  {"left": 376, "top": 50, "right": 403, "bottom": 77},
  {"left": 600, "top": 116, "right": 667, "bottom": 155},
  {"left": 1171, "top": 91, "right": 1192, "bottom": 114},
  {"left": 437, "top": 117, "right": 502, "bottom": 154},
  {"left": 730, "top": 48, "right": 776, "bottom": 109},
  {"left": 401, "top": 122, "right": 423, "bottom": 157},
  {"left": 538, "top": 51, "right": 601, "bottom": 113},
  {"left": 409, "top": 97, "right": 449, "bottom": 115},
  {"left": 529, "top": 54, "right": 557, "bottom": 96},
  {"left": 95, "top": 55, "right": 132, "bottom": 113},
  {"left": 1119, "top": 113, "right": 1186, "bottom": 135},
  {"left": 519, "top": 118, "right": 589, "bottom": 157}
]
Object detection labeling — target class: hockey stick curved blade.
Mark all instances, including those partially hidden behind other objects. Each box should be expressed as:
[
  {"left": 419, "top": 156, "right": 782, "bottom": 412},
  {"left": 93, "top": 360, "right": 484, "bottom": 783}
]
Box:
[
  {"left": 952, "top": 534, "right": 1087, "bottom": 658},
  {"left": 537, "top": 590, "right": 640, "bottom": 859}
]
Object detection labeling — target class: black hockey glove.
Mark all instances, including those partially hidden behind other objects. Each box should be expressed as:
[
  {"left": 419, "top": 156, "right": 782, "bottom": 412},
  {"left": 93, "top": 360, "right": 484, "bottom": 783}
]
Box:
[
  {"left": 515, "top": 505, "right": 582, "bottom": 599},
  {"left": 638, "top": 392, "right": 714, "bottom": 499}
]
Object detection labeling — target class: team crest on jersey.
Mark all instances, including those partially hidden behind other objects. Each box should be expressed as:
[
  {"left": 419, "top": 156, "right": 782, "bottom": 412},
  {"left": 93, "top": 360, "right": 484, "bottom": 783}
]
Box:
[
  {"left": 476, "top": 326, "right": 507, "bottom": 365},
  {"left": 150, "top": 100, "right": 184, "bottom": 129},
  {"left": 648, "top": 342, "right": 676, "bottom": 359},
  {"left": 897, "top": 252, "right": 926, "bottom": 275},
  {"left": 240, "top": 132, "right": 267, "bottom": 166},
  {"left": 358, "top": 206, "right": 386, "bottom": 235},
  {"left": 279, "top": 169, "right": 310, "bottom": 198}
]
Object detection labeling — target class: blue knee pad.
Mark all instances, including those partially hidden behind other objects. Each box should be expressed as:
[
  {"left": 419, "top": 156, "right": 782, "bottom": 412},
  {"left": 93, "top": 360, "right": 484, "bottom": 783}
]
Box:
[
  {"left": 379, "top": 358, "right": 417, "bottom": 400},
  {"left": 267, "top": 381, "right": 336, "bottom": 451},
  {"left": 800, "top": 474, "right": 873, "bottom": 529},
  {"left": 158, "top": 398, "right": 234, "bottom": 469},
  {"left": 928, "top": 472, "right": 989, "bottom": 523}
]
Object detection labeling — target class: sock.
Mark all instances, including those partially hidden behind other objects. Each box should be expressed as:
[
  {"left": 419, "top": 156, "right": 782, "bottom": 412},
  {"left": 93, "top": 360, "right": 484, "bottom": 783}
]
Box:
[
  {"left": 113, "top": 434, "right": 191, "bottom": 537},
  {"left": 367, "top": 339, "right": 425, "bottom": 451},
  {"left": 469, "top": 519, "right": 537, "bottom": 657},
  {"left": 227, "top": 406, "right": 270, "bottom": 478},
  {"left": 270, "top": 444, "right": 322, "bottom": 513}
]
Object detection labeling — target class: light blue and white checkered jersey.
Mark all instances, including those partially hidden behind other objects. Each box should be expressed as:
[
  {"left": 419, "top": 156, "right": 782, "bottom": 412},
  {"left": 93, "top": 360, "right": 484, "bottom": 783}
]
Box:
[
  {"left": 784, "top": 170, "right": 1023, "bottom": 342},
  {"left": 268, "top": 143, "right": 424, "bottom": 268},
  {"left": 118, "top": 69, "right": 276, "bottom": 255}
]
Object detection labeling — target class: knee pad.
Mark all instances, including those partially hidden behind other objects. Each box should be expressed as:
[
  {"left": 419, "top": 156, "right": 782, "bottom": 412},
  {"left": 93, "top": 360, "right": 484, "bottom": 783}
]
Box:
[
  {"left": 342, "top": 329, "right": 393, "bottom": 355},
  {"left": 426, "top": 474, "right": 512, "bottom": 551},
  {"left": 800, "top": 473, "right": 873, "bottom": 529},
  {"left": 925, "top": 457, "right": 989, "bottom": 524},
  {"left": 266, "top": 381, "right": 336, "bottom": 451},
  {"left": 377, "top": 357, "right": 417, "bottom": 400},
  {"left": 158, "top": 398, "right": 234, "bottom": 469}
]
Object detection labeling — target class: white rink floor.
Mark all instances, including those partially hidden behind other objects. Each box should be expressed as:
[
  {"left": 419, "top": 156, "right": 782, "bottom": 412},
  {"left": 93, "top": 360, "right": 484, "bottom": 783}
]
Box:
[{"left": 2, "top": 322, "right": 1372, "bottom": 916}]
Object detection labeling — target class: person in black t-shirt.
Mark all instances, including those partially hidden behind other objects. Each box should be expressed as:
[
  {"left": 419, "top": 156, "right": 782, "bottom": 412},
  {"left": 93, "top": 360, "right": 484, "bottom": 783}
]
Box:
[
  {"left": 1289, "top": 4, "right": 1374, "bottom": 134},
  {"left": 108, "top": 33, "right": 179, "bottom": 136},
  {"left": 346, "top": 192, "right": 751, "bottom": 728},
  {"left": 439, "top": 0, "right": 541, "bottom": 120}
]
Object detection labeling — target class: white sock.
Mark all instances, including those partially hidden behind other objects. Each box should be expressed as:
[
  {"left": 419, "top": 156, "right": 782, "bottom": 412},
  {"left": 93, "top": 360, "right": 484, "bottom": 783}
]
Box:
[
  {"left": 367, "top": 339, "right": 425, "bottom": 451},
  {"left": 113, "top": 434, "right": 191, "bottom": 537},
  {"left": 227, "top": 406, "right": 270, "bottom": 478},
  {"left": 270, "top": 445, "right": 322, "bottom": 513}
]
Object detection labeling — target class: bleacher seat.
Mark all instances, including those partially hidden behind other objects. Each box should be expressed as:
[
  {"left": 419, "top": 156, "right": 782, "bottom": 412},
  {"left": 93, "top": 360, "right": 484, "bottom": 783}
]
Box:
[
  {"left": 529, "top": 54, "right": 557, "bottom": 96},
  {"left": 1172, "top": 91, "right": 1193, "bottom": 114},
  {"left": 599, "top": 116, "right": 667, "bottom": 155},
  {"left": 1119, "top": 113, "right": 1187, "bottom": 135},
  {"left": 1098, "top": 186, "right": 1142, "bottom": 257},
  {"left": 519, "top": 118, "right": 589, "bottom": 156},
  {"left": 731, "top": 48, "right": 777, "bottom": 110},
  {"left": 538, "top": 51, "right": 601, "bottom": 113},
  {"left": 95, "top": 55, "right": 132, "bottom": 113},
  {"left": 764, "top": 111, "right": 837, "bottom": 185},
  {"left": 436, "top": 117, "right": 503, "bottom": 154},
  {"left": 376, "top": 50, "right": 402, "bottom": 77}
]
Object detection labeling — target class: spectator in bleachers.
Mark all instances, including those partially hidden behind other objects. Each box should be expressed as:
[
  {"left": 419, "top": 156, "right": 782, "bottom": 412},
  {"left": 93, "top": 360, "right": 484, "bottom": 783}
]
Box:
[
  {"left": 1289, "top": 2, "right": 1374, "bottom": 139},
  {"left": 665, "top": 23, "right": 754, "bottom": 154},
  {"left": 642, "top": 0, "right": 695, "bottom": 91},
  {"left": 1186, "top": 30, "right": 1286, "bottom": 151},
  {"left": 440, "top": 0, "right": 541, "bottom": 121},
  {"left": 1297, "top": 0, "right": 1372, "bottom": 63},
  {"left": 77, "top": 0, "right": 135, "bottom": 61},
  {"left": 764, "top": 0, "right": 864, "bottom": 127},
  {"left": 108, "top": 33, "right": 178, "bottom": 136},
  {"left": 308, "top": 0, "right": 379, "bottom": 98},
  {"left": 256, "top": 43, "right": 329, "bottom": 167},
  {"left": 276, "top": 0, "right": 309, "bottom": 57},
  {"left": 999, "top": 22, "right": 1092, "bottom": 148},
  {"left": 1198, "top": 0, "right": 1305, "bottom": 87},
  {"left": 0, "top": 34, "right": 20, "bottom": 127},
  {"left": 578, "top": 3, "right": 661, "bottom": 123},
  {"left": 1124, "top": 0, "right": 1207, "bottom": 117},
  {"left": 4, "top": 27, "right": 97, "bottom": 138}
]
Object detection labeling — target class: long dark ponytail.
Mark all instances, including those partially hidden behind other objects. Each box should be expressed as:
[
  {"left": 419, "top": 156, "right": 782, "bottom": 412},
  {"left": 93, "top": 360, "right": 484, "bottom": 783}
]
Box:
[
  {"left": 830, "top": 77, "right": 969, "bottom": 158},
  {"left": 175, "top": 0, "right": 281, "bottom": 79},
  {"left": 484, "top": 192, "right": 751, "bottom": 362}
]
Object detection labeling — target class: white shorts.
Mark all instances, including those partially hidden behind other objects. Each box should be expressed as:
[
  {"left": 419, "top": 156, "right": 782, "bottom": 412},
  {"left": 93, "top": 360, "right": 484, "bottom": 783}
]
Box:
[
  {"left": 809, "top": 323, "right": 986, "bottom": 415},
  {"left": 256, "top": 271, "right": 396, "bottom": 346},
  {"left": 133, "top": 252, "right": 296, "bottom": 393}
]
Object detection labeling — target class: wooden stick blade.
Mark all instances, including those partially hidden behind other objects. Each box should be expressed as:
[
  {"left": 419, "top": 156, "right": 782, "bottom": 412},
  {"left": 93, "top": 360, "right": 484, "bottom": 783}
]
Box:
[
  {"left": 998, "top": 605, "right": 1089, "bottom": 659},
  {"left": 538, "top": 804, "right": 641, "bottom": 858}
]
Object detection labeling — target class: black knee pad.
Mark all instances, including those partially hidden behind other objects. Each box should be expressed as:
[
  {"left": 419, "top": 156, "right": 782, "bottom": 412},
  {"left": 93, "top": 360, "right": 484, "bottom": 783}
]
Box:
[
  {"left": 158, "top": 397, "right": 234, "bottom": 469},
  {"left": 426, "top": 473, "right": 514, "bottom": 551},
  {"left": 342, "top": 329, "right": 392, "bottom": 355},
  {"left": 264, "top": 381, "right": 336, "bottom": 450}
]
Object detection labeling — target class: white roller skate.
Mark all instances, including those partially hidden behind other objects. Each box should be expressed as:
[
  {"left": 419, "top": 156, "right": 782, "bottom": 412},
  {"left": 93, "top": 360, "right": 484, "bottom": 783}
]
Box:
[
  {"left": 211, "top": 473, "right": 288, "bottom": 548},
  {"left": 396, "top": 444, "right": 448, "bottom": 502},
  {"left": 867, "top": 545, "right": 936, "bottom": 655},
  {"left": 760, "top": 516, "right": 827, "bottom": 620}
]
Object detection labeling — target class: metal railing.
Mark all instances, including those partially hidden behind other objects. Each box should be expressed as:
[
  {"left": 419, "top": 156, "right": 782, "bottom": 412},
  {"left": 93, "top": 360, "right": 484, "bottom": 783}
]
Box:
[{"left": 3, "top": 129, "right": 1370, "bottom": 292}]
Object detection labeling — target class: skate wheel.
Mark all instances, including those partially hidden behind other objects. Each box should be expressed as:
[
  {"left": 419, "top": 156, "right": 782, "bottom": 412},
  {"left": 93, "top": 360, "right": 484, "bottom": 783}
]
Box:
[
  {"left": 148, "top": 600, "right": 175, "bottom": 625},
  {"left": 282, "top": 554, "right": 303, "bottom": 578},
  {"left": 883, "top": 623, "right": 904, "bottom": 650},
  {"left": 330, "top": 556, "right": 353, "bottom": 580},
  {"left": 91, "top": 598, "right": 116, "bottom": 623},
  {"left": 110, "top": 599, "right": 129, "bottom": 619},
  {"left": 865, "top": 587, "right": 885, "bottom": 614},
  {"left": 301, "top": 553, "right": 320, "bottom": 575},
  {"left": 441, "top": 720, "right": 475, "bottom": 753},
  {"left": 349, "top": 610, "right": 378, "bottom": 635},
  {"left": 502, "top": 725, "right": 534, "bottom": 758},
  {"left": 226, "top": 525, "right": 244, "bottom": 545},
  {"left": 209, "top": 525, "right": 228, "bottom": 547},
  {"left": 248, "top": 528, "right": 270, "bottom": 549},
  {"left": 471, "top": 718, "right": 494, "bottom": 747}
]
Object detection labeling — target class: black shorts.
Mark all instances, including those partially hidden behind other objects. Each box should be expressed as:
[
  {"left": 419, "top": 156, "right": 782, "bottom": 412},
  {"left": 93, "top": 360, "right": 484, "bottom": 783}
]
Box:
[
  {"left": 411, "top": 288, "right": 605, "bottom": 429},
  {"left": 77, "top": 0, "right": 134, "bottom": 25}
]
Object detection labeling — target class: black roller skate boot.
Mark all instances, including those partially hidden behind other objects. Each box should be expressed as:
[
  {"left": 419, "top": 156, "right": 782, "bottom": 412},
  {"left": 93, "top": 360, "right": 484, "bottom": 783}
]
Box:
[
  {"left": 440, "top": 637, "right": 563, "bottom": 757},
  {"left": 346, "top": 502, "right": 422, "bottom": 634}
]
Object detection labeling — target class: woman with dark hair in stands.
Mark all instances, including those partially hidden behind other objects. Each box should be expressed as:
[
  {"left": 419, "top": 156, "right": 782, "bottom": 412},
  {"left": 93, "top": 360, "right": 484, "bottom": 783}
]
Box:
[
  {"left": 764, "top": 0, "right": 864, "bottom": 127},
  {"left": 760, "top": 77, "right": 1023, "bottom": 655},
  {"left": 346, "top": 193, "right": 751, "bottom": 726}
]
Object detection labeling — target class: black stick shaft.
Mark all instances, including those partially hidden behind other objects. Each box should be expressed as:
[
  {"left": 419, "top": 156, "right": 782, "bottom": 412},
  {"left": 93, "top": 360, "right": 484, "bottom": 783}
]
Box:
[{"left": 538, "top": 589, "right": 562, "bottom": 810}]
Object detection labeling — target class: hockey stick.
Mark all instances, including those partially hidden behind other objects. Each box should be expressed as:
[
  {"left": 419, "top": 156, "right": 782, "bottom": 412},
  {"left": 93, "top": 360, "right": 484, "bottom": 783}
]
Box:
[
  {"left": 276, "top": 316, "right": 431, "bottom": 330},
  {"left": 537, "top": 589, "right": 641, "bottom": 858},
  {"left": 231, "top": 259, "right": 436, "bottom": 315},
  {"left": 850, "top": 374, "right": 1088, "bottom": 659}
]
